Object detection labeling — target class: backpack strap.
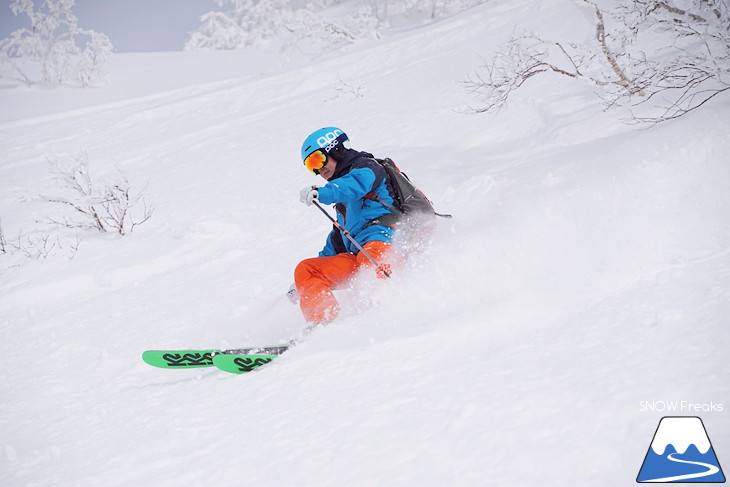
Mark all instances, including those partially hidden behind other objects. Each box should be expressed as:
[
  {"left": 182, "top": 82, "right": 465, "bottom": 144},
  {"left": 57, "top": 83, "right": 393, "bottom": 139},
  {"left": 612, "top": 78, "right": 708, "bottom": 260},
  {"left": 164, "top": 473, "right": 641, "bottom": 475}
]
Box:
[
  {"left": 365, "top": 213, "right": 400, "bottom": 229},
  {"left": 364, "top": 191, "right": 402, "bottom": 216},
  {"left": 363, "top": 192, "right": 401, "bottom": 229}
]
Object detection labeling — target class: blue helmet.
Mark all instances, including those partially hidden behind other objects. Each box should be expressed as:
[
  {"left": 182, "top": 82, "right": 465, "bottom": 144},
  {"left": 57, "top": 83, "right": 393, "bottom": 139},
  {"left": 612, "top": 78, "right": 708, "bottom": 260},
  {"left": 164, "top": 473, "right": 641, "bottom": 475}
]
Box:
[{"left": 301, "top": 127, "right": 349, "bottom": 161}]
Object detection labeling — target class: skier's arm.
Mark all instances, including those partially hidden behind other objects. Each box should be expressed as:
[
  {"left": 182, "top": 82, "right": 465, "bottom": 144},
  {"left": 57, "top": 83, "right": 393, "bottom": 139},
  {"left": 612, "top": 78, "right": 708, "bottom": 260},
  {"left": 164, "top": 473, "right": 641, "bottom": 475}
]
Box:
[{"left": 317, "top": 167, "right": 377, "bottom": 204}]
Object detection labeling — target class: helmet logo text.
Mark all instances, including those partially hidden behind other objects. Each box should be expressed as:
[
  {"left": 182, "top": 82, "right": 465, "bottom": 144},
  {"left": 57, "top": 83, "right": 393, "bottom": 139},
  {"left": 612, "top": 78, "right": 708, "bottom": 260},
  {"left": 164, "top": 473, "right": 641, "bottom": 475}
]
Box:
[{"left": 317, "top": 129, "right": 343, "bottom": 150}]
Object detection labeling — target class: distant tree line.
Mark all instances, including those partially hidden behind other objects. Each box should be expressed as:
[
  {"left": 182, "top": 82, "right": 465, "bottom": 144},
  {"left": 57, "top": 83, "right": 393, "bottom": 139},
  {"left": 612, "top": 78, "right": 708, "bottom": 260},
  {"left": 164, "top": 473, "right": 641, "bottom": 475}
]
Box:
[{"left": 184, "top": 0, "right": 490, "bottom": 51}]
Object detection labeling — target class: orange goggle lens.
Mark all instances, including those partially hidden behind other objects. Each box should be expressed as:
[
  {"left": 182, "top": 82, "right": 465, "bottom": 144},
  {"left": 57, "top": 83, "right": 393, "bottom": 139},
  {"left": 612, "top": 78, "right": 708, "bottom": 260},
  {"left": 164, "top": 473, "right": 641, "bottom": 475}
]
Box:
[{"left": 303, "top": 149, "right": 327, "bottom": 175}]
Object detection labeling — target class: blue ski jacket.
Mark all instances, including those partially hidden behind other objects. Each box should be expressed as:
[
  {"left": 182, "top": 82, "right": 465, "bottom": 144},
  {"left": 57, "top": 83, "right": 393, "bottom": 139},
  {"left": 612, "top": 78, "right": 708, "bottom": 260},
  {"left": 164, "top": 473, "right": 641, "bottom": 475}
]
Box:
[{"left": 317, "top": 149, "right": 397, "bottom": 257}]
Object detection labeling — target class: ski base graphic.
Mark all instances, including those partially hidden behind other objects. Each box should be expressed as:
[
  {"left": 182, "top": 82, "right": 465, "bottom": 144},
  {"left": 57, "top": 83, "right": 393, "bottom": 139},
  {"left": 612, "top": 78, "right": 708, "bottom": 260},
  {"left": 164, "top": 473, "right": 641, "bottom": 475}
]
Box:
[
  {"left": 212, "top": 353, "right": 277, "bottom": 374},
  {"left": 141, "top": 350, "right": 218, "bottom": 368}
]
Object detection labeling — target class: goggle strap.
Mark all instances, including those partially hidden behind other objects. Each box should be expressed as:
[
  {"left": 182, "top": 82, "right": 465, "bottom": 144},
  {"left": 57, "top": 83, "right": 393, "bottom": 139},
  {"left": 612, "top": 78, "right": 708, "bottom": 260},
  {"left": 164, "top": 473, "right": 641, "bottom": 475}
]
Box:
[{"left": 333, "top": 132, "right": 349, "bottom": 148}]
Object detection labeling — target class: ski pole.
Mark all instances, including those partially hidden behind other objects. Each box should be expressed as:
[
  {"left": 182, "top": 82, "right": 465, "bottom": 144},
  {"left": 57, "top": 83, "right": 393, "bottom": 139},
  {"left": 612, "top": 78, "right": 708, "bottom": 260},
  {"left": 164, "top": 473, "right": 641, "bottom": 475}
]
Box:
[{"left": 312, "top": 200, "right": 390, "bottom": 278}]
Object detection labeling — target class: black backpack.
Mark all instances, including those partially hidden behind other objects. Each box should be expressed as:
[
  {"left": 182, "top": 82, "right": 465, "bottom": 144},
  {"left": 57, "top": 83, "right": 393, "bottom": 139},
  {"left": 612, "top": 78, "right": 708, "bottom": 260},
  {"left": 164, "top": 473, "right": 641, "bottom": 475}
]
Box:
[{"left": 366, "top": 158, "right": 451, "bottom": 226}]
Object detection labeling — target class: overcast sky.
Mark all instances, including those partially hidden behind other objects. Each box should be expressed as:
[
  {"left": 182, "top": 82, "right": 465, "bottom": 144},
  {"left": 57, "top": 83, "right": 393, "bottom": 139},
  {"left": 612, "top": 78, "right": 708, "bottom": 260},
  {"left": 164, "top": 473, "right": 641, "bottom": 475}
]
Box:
[{"left": 0, "top": 0, "right": 214, "bottom": 52}]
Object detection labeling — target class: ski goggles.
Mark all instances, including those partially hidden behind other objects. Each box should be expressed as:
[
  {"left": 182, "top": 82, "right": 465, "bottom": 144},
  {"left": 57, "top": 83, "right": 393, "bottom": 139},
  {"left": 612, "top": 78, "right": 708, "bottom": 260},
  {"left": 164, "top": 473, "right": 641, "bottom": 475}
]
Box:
[{"left": 303, "top": 149, "right": 328, "bottom": 175}]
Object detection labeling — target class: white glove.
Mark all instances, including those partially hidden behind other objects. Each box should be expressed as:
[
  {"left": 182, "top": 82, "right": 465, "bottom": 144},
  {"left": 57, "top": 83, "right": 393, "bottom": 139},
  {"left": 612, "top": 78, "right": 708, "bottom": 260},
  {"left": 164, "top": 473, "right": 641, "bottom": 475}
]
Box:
[
  {"left": 286, "top": 283, "right": 299, "bottom": 304},
  {"left": 300, "top": 185, "right": 319, "bottom": 206}
]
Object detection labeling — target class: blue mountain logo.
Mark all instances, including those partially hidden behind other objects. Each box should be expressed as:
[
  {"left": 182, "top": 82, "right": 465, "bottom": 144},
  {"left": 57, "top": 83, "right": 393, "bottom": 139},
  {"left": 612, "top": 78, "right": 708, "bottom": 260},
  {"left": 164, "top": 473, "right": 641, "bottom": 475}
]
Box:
[{"left": 637, "top": 416, "right": 725, "bottom": 483}]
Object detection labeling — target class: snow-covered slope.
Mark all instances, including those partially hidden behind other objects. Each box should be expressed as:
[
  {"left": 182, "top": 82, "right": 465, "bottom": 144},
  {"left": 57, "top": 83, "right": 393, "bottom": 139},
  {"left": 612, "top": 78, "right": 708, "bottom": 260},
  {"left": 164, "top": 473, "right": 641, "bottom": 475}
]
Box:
[{"left": 1, "top": 1, "right": 728, "bottom": 486}]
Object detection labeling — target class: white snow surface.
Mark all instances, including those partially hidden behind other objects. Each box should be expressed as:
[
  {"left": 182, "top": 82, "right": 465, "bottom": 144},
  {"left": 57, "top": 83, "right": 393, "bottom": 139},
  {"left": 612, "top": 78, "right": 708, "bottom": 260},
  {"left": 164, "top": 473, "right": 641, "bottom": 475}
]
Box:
[{"left": 1, "top": 1, "right": 729, "bottom": 486}]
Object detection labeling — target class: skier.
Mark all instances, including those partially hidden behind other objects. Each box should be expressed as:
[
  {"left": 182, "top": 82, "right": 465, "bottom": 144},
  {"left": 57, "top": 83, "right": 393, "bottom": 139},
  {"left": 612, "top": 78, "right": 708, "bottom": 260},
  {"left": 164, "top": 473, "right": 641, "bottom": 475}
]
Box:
[{"left": 292, "top": 127, "right": 399, "bottom": 325}]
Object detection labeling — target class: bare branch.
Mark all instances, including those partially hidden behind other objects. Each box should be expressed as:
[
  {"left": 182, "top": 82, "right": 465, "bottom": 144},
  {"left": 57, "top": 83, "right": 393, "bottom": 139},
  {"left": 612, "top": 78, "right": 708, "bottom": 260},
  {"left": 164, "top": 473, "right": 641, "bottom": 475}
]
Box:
[
  {"left": 588, "top": 1, "right": 644, "bottom": 96},
  {"left": 43, "top": 152, "right": 154, "bottom": 235},
  {"left": 0, "top": 219, "right": 7, "bottom": 254}
]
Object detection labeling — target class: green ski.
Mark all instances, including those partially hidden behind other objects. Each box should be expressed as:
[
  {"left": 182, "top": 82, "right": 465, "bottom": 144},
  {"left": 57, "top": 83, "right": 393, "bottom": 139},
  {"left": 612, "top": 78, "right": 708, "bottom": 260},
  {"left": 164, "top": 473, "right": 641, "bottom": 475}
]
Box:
[{"left": 142, "top": 345, "right": 292, "bottom": 373}]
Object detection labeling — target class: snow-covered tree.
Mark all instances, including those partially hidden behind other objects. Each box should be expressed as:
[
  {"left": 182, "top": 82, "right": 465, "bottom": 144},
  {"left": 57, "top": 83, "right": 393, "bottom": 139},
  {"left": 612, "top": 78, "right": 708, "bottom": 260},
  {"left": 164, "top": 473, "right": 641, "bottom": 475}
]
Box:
[
  {"left": 466, "top": 0, "right": 730, "bottom": 124},
  {"left": 0, "top": 0, "right": 113, "bottom": 87},
  {"left": 185, "top": 0, "right": 373, "bottom": 51},
  {"left": 184, "top": 0, "right": 490, "bottom": 51}
]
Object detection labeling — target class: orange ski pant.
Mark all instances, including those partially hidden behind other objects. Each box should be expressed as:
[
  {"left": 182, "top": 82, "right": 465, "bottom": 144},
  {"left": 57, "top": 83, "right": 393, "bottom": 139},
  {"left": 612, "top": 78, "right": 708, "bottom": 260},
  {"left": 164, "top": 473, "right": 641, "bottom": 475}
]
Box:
[{"left": 294, "top": 240, "right": 392, "bottom": 323}]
